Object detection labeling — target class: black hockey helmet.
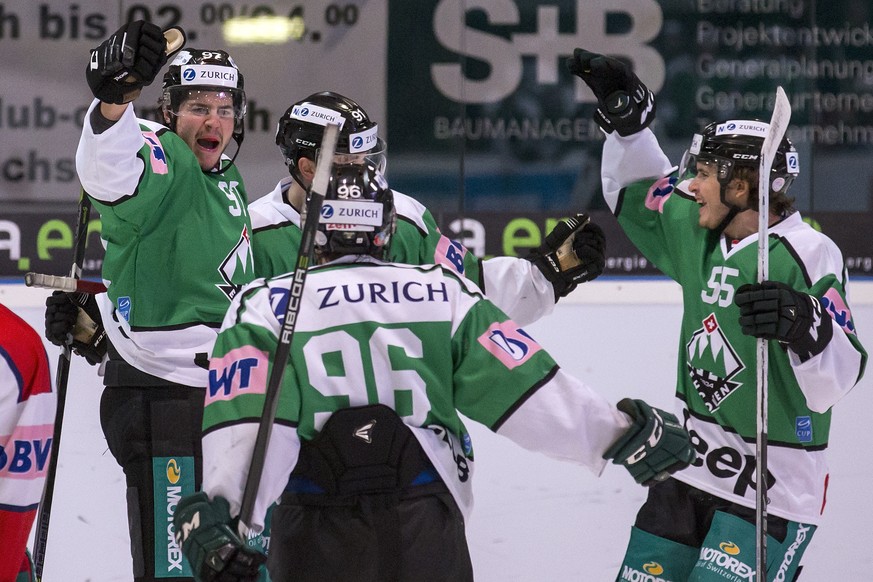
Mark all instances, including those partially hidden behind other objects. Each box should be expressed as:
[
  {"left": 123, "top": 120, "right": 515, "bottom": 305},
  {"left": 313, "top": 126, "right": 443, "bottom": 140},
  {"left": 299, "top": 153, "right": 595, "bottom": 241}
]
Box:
[
  {"left": 679, "top": 119, "right": 799, "bottom": 199},
  {"left": 159, "top": 49, "right": 246, "bottom": 170},
  {"left": 276, "top": 91, "right": 387, "bottom": 188},
  {"left": 313, "top": 162, "right": 395, "bottom": 262}
]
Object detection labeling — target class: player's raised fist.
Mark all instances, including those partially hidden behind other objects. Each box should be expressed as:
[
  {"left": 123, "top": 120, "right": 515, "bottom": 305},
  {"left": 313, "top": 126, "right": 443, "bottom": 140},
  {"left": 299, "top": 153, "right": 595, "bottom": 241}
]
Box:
[
  {"left": 566, "top": 48, "right": 656, "bottom": 137},
  {"left": 86, "top": 20, "right": 168, "bottom": 104}
]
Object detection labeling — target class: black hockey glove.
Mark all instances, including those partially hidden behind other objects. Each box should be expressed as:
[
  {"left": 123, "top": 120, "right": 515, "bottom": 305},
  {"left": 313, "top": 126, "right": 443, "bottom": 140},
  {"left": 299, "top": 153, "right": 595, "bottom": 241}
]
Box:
[
  {"left": 45, "top": 291, "right": 107, "bottom": 366},
  {"left": 86, "top": 20, "right": 168, "bottom": 104},
  {"left": 174, "top": 493, "right": 266, "bottom": 582},
  {"left": 604, "top": 399, "right": 696, "bottom": 487},
  {"left": 735, "top": 281, "right": 833, "bottom": 362},
  {"left": 566, "top": 48, "right": 656, "bottom": 137},
  {"left": 526, "top": 214, "right": 606, "bottom": 300}
]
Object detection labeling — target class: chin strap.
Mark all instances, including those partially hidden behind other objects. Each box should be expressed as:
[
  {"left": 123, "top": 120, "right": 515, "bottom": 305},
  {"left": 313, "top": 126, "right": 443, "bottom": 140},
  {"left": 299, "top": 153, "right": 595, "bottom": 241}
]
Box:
[
  {"left": 713, "top": 183, "right": 750, "bottom": 235},
  {"left": 213, "top": 133, "right": 244, "bottom": 175}
]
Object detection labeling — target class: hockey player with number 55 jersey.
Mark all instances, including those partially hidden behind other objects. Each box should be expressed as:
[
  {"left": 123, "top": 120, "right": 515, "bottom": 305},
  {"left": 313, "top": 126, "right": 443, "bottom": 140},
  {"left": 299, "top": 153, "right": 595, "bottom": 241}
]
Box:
[
  {"left": 172, "top": 163, "right": 697, "bottom": 582},
  {"left": 568, "top": 48, "right": 867, "bottom": 581}
]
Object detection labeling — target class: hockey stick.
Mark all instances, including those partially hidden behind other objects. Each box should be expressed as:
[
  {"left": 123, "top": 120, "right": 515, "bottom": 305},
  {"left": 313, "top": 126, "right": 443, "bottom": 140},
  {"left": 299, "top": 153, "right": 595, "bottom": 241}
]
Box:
[
  {"left": 237, "top": 122, "right": 341, "bottom": 534},
  {"left": 24, "top": 273, "right": 107, "bottom": 294},
  {"left": 755, "top": 86, "right": 791, "bottom": 580},
  {"left": 32, "top": 191, "right": 92, "bottom": 581}
]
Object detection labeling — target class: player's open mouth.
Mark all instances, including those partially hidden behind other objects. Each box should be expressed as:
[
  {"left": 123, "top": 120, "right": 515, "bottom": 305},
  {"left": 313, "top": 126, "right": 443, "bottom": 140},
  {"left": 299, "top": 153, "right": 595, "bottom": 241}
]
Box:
[{"left": 197, "top": 138, "right": 221, "bottom": 151}]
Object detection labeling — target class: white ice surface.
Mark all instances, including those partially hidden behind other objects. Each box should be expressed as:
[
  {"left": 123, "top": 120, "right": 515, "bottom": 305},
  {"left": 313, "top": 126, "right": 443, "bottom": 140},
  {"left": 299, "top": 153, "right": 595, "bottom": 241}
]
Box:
[{"left": 4, "top": 281, "right": 871, "bottom": 581}]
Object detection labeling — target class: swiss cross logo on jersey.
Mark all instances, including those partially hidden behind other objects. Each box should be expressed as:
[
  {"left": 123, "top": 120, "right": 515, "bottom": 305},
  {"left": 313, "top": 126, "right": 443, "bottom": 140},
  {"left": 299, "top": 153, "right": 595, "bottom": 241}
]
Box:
[
  {"left": 216, "top": 226, "right": 253, "bottom": 300},
  {"left": 478, "top": 322, "right": 541, "bottom": 370},
  {"left": 686, "top": 313, "right": 746, "bottom": 412}
]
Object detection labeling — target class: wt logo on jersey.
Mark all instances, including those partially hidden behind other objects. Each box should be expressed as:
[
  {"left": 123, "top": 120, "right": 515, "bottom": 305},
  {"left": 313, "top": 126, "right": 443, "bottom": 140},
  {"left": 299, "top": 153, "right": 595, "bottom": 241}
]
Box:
[
  {"left": 207, "top": 346, "right": 269, "bottom": 403},
  {"left": 478, "top": 322, "right": 541, "bottom": 369}
]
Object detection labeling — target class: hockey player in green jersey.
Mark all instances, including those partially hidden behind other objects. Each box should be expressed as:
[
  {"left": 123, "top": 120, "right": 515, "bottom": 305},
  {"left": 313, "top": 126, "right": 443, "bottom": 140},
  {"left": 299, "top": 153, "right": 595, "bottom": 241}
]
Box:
[
  {"left": 45, "top": 21, "right": 255, "bottom": 582},
  {"left": 250, "top": 91, "right": 607, "bottom": 326},
  {"left": 172, "top": 162, "right": 696, "bottom": 582},
  {"left": 568, "top": 48, "right": 867, "bottom": 581}
]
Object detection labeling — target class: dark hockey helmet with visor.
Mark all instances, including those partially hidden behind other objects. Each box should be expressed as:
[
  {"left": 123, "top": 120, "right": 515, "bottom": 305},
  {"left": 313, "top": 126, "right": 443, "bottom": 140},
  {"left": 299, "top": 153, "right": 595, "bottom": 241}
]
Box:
[
  {"left": 313, "top": 162, "right": 395, "bottom": 262},
  {"left": 276, "top": 91, "right": 387, "bottom": 188},
  {"left": 159, "top": 48, "right": 246, "bottom": 168},
  {"left": 679, "top": 119, "right": 799, "bottom": 204}
]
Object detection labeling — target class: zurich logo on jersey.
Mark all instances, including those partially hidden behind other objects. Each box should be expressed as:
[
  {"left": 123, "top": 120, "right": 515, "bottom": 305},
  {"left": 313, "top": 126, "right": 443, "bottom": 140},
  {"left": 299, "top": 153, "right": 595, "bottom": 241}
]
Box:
[
  {"left": 299, "top": 107, "right": 309, "bottom": 117},
  {"left": 182, "top": 68, "right": 196, "bottom": 82},
  {"left": 269, "top": 287, "right": 289, "bottom": 322},
  {"left": 352, "top": 136, "right": 363, "bottom": 150},
  {"left": 321, "top": 205, "right": 335, "bottom": 219}
]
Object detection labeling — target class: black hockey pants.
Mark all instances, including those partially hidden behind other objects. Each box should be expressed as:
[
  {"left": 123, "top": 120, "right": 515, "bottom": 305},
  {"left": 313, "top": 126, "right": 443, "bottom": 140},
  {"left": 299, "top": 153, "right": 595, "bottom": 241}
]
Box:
[
  {"left": 100, "top": 384, "right": 204, "bottom": 582},
  {"left": 268, "top": 404, "right": 474, "bottom": 582}
]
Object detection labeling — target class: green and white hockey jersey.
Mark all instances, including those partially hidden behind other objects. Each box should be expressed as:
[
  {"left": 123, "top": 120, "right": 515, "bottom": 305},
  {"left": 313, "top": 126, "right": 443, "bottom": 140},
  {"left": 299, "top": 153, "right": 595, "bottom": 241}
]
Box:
[
  {"left": 76, "top": 99, "right": 256, "bottom": 386},
  {"left": 601, "top": 129, "right": 867, "bottom": 525},
  {"left": 248, "top": 177, "right": 555, "bottom": 326},
  {"left": 202, "top": 256, "right": 631, "bottom": 532}
]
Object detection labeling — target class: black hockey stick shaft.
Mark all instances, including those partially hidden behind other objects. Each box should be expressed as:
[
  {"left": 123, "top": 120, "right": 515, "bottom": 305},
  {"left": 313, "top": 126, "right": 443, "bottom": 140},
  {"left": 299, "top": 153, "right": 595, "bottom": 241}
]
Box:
[
  {"left": 33, "top": 191, "right": 92, "bottom": 581},
  {"left": 238, "top": 123, "right": 340, "bottom": 533}
]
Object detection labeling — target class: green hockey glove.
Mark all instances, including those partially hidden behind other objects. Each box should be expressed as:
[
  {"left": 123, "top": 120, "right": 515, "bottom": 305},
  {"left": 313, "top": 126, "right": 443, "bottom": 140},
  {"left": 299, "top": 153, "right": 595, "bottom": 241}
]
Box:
[
  {"left": 526, "top": 214, "right": 606, "bottom": 300},
  {"left": 173, "top": 492, "right": 266, "bottom": 582},
  {"left": 604, "top": 399, "right": 696, "bottom": 486},
  {"left": 735, "top": 281, "right": 833, "bottom": 362},
  {"left": 566, "top": 48, "right": 656, "bottom": 136}
]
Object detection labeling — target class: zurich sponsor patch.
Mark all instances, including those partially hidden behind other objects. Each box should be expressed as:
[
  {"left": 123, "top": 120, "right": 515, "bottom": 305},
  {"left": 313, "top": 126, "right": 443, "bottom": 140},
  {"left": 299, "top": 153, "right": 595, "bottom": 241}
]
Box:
[
  {"left": 348, "top": 125, "right": 379, "bottom": 153},
  {"left": 180, "top": 64, "right": 238, "bottom": 88},
  {"left": 477, "top": 322, "right": 541, "bottom": 370},
  {"left": 715, "top": 120, "right": 769, "bottom": 137},
  {"left": 269, "top": 287, "right": 290, "bottom": 322},
  {"left": 289, "top": 103, "right": 346, "bottom": 128},
  {"left": 795, "top": 416, "right": 813, "bottom": 443},
  {"left": 320, "top": 200, "right": 383, "bottom": 227}
]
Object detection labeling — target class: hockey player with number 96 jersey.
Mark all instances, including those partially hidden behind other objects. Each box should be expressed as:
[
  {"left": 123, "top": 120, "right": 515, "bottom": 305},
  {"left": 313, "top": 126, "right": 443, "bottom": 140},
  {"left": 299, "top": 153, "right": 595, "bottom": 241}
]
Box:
[{"left": 172, "top": 163, "right": 696, "bottom": 582}]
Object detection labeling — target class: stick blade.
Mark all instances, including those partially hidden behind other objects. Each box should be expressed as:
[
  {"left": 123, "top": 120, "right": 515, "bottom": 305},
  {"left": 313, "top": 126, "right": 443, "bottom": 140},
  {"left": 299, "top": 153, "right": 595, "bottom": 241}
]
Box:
[
  {"left": 760, "top": 87, "right": 791, "bottom": 165},
  {"left": 310, "top": 123, "right": 341, "bottom": 198}
]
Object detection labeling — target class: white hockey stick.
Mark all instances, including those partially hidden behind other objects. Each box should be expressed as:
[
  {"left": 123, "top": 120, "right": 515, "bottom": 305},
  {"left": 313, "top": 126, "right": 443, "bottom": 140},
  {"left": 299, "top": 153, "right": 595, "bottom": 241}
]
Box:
[
  {"left": 755, "top": 85, "right": 791, "bottom": 580},
  {"left": 237, "top": 122, "right": 340, "bottom": 535}
]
